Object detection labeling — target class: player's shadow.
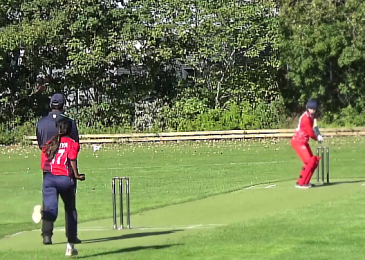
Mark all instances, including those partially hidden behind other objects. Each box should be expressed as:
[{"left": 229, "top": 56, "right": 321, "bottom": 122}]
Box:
[
  {"left": 312, "top": 180, "right": 364, "bottom": 187},
  {"left": 83, "top": 229, "right": 182, "bottom": 244},
  {"left": 51, "top": 229, "right": 183, "bottom": 245},
  {"left": 77, "top": 244, "right": 182, "bottom": 259}
]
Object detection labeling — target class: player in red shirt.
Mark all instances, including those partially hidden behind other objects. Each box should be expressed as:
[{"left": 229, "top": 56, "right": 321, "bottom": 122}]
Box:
[
  {"left": 40, "top": 118, "right": 85, "bottom": 256},
  {"left": 291, "top": 99, "right": 324, "bottom": 189}
]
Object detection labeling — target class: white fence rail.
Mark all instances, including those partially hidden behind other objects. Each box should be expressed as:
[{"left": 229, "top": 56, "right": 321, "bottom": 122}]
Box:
[{"left": 24, "top": 127, "right": 365, "bottom": 144}]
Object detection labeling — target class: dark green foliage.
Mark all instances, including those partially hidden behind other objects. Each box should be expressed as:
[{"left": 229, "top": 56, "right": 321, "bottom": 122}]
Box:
[
  {"left": 1, "top": 0, "right": 365, "bottom": 143},
  {"left": 279, "top": 0, "right": 365, "bottom": 114}
]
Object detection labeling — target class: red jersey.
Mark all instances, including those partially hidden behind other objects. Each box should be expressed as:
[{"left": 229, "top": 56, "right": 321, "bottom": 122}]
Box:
[
  {"left": 41, "top": 136, "right": 80, "bottom": 177},
  {"left": 292, "top": 111, "right": 318, "bottom": 143}
]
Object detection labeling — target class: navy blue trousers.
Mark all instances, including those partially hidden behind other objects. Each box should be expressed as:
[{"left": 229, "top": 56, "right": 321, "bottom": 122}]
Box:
[{"left": 41, "top": 172, "right": 78, "bottom": 243}]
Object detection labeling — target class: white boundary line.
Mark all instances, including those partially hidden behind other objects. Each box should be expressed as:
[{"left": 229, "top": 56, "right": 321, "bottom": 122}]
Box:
[
  {"left": 245, "top": 185, "right": 256, "bottom": 189},
  {"left": 241, "top": 183, "right": 278, "bottom": 191},
  {"left": 56, "top": 224, "right": 227, "bottom": 231},
  {"left": 3, "top": 224, "right": 227, "bottom": 238},
  {"left": 7, "top": 231, "right": 26, "bottom": 237},
  {"left": 265, "top": 184, "right": 277, "bottom": 189}
]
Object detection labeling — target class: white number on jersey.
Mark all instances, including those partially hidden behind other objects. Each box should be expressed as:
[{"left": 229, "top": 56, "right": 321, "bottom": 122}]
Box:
[{"left": 51, "top": 149, "right": 65, "bottom": 165}]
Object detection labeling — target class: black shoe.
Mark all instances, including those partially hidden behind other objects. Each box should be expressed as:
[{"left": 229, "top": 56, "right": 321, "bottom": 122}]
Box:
[
  {"left": 43, "top": 235, "right": 52, "bottom": 245},
  {"left": 74, "top": 237, "right": 82, "bottom": 244},
  {"left": 67, "top": 237, "right": 82, "bottom": 244}
]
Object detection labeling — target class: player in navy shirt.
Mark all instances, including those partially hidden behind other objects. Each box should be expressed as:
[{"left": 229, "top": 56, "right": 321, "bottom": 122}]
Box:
[
  {"left": 35, "top": 93, "right": 81, "bottom": 245},
  {"left": 36, "top": 93, "right": 79, "bottom": 149}
]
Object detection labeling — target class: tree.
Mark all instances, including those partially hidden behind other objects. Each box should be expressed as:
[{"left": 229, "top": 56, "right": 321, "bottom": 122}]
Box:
[
  {"left": 279, "top": 0, "right": 365, "bottom": 113},
  {"left": 183, "top": 0, "right": 280, "bottom": 109},
  {"left": 0, "top": 0, "right": 129, "bottom": 125}
]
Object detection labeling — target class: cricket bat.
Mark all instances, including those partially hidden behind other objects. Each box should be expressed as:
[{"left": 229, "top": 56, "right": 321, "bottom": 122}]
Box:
[{"left": 313, "top": 118, "right": 321, "bottom": 137}]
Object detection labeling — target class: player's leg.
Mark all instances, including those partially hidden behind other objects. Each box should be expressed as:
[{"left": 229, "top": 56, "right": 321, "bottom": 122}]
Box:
[
  {"left": 296, "top": 143, "right": 321, "bottom": 185},
  {"left": 41, "top": 173, "right": 59, "bottom": 245},
  {"left": 32, "top": 174, "right": 44, "bottom": 224},
  {"left": 58, "top": 176, "right": 79, "bottom": 256},
  {"left": 291, "top": 139, "right": 313, "bottom": 187},
  {"left": 32, "top": 204, "right": 42, "bottom": 224},
  {"left": 303, "top": 154, "right": 321, "bottom": 185},
  {"left": 65, "top": 177, "right": 81, "bottom": 243}
]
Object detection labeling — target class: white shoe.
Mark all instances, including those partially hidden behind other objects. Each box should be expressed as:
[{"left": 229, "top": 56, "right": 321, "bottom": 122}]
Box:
[
  {"left": 32, "top": 205, "right": 42, "bottom": 224},
  {"left": 65, "top": 247, "right": 78, "bottom": 257},
  {"left": 295, "top": 183, "right": 310, "bottom": 189}
]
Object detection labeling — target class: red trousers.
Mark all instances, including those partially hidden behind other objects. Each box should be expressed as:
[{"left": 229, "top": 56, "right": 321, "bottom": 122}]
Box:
[{"left": 291, "top": 138, "right": 321, "bottom": 185}]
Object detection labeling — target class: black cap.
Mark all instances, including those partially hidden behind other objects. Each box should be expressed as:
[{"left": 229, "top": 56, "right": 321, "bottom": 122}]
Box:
[
  {"left": 50, "top": 93, "right": 65, "bottom": 107},
  {"left": 306, "top": 99, "right": 318, "bottom": 110}
]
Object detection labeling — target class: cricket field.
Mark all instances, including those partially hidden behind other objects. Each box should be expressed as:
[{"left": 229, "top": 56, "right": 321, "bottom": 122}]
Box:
[{"left": 1, "top": 137, "right": 365, "bottom": 259}]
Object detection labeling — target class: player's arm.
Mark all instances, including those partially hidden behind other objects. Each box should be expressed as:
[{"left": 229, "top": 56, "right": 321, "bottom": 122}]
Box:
[
  {"left": 69, "top": 142, "right": 85, "bottom": 181},
  {"left": 70, "top": 119, "right": 80, "bottom": 144},
  {"left": 36, "top": 124, "right": 43, "bottom": 150},
  {"left": 70, "top": 160, "right": 85, "bottom": 180}
]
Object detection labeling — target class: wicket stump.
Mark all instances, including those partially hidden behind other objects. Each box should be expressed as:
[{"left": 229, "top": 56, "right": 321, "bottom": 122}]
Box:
[
  {"left": 112, "top": 177, "right": 131, "bottom": 229},
  {"left": 316, "top": 147, "right": 330, "bottom": 184}
]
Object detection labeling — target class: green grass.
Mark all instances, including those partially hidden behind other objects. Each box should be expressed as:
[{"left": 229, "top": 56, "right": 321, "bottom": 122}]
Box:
[{"left": 1, "top": 137, "right": 365, "bottom": 259}]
